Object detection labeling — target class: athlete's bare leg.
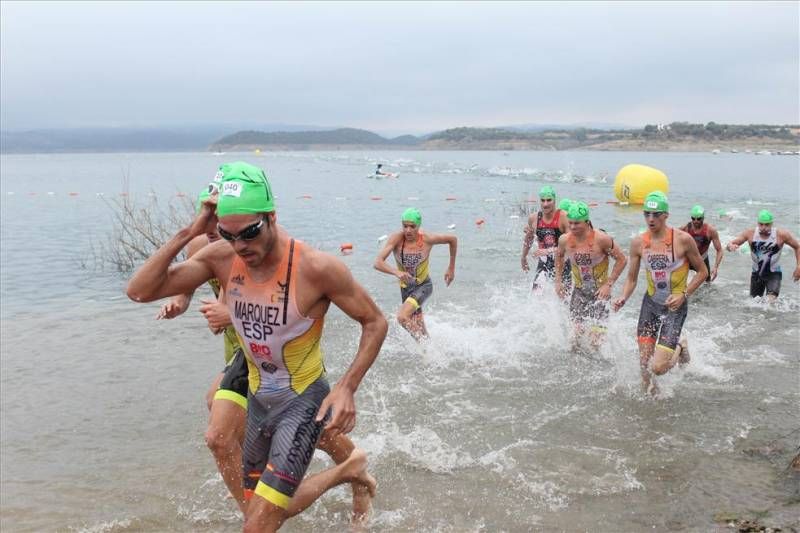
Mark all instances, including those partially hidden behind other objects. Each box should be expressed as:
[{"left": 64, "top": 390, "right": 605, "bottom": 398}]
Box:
[
  {"left": 205, "top": 372, "right": 224, "bottom": 411},
  {"left": 243, "top": 448, "right": 376, "bottom": 533},
  {"left": 206, "top": 397, "right": 247, "bottom": 513},
  {"left": 677, "top": 338, "right": 690, "bottom": 367},
  {"left": 651, "top": 345, "right": 682, "bottom": 376},
  {"left": 397, "top": 301, "right": 427, "bottom": 341},
  {"left": 317, "top": 431, "right": 376, "bottom": 524},
  {"left": 637, "top": 339, "right": 656, "bottom": 394}
]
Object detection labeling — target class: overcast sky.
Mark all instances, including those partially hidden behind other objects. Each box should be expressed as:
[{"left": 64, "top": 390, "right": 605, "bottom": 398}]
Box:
[{"left": 1, "top": 1, "right": 798, "bottom": 135}]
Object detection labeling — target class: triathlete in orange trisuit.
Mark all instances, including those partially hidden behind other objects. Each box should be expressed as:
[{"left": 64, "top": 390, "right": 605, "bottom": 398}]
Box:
[
  {"left": 128, "top": 162, "right": 386, "bottom": 532},
  {"left": 555, "top": 202, "right": 627, "bottom": 350},
  {"left": 374, "top": 208, "right": 457, "bottom": 341},
  {"left": 612, "top": 192, "right": 708, "bottom": 395}
]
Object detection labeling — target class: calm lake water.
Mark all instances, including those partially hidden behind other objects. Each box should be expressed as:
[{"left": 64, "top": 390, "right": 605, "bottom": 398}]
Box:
[{"left": 1, "top": 150, "right": 798, "bottom": 532}]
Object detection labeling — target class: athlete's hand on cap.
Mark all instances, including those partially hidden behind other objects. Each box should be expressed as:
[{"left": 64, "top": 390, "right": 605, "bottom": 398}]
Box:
[
  {"left": 316, "top": 384, "right": 356, "bottom": 437},
  {"left": 444, "top": 267, "right": 455, "bottom": 286},
  {"left": 190, "top": 196, "right": 218, "bottom": 237},
  {"left": 612, "top": 297, "right": 626, "bottom": 312},
  {"left": 199, "top": 299, "right": 232, "bottom": 330}
]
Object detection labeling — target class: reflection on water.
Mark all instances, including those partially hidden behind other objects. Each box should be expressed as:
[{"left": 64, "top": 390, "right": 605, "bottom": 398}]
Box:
[{"left": 1, "top": 151, "right": 798, "bottom": 531}]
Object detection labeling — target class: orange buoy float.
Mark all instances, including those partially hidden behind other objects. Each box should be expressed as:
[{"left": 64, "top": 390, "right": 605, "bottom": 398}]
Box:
[
  {"left": 587, "top": 202, "right": 598, "bottom": 207},
  {"left": 340, "top": 243, "right": 353, "bottom": 255},
  {"left": 68, "top": 192, "right": 79, "bottom": 196},
  {"left": 370, "top": 196, "right": 382, "bottom": 200},
  {"left": 475, "top": 218, "right": 485, "bottom": 226},
  {"left": 445, "top": 196, "right": 457, "bottom": 201}
]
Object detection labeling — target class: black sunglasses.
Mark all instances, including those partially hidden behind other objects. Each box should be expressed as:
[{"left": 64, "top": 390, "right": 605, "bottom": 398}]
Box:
[
  {"left": 217, "top": 219, "right": 264, "bottom": 242},
  {"left": 644, "top": 211, "right": 665, "bottom": 218},
  {"left": 691, "top": 217, "right": 704, "bottom": 221}
]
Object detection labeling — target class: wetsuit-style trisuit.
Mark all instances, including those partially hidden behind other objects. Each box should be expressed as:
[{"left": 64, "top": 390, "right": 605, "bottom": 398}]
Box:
[
  {"left": 749, "top": 227, "right": 783, "bottom": 297},
  {"left": 684, "top": 222, "right": 712, "bottom": 275},
  {"left": 226, "top": 239, "right": 329, "bottom": 510},
  {"left": 636, "top": 229, "right": 690, "bottom": 352},
  {"left": 208, "top": 277, "right": 248, "bottom": 410},
  {"left": 394, "top": 232, "right": 433, "bottom": 315},
  {"left": 567, "top": 231, "right": 611, "bottom": 326},
  {"left": 534, "top": 210, "right": 571, "bottom": 287}
]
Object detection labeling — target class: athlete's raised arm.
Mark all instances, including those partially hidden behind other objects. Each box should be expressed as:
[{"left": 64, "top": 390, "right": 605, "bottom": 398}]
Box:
[
  {"left": 127, "top": 201, "right": 220, "bottom": 303},
  {"left": 310, "top": 252, "right": 388, "bottom": 437},
  {"left": 424, "top": 232, "right": 457, "bottom": 286}
]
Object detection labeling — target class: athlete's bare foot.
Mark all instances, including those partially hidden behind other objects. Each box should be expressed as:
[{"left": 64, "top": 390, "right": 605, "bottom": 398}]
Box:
[
  {"left": 678, "top": 338, "right": 691, "bottom": 367},
  {"left": 341, "top": 449, "right": 377, "bottom": 526}
]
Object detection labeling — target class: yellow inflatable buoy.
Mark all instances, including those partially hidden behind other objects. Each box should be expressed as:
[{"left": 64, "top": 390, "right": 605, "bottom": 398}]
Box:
[{"left": 613, "top": 164, "right": 669, "bottom": 204}]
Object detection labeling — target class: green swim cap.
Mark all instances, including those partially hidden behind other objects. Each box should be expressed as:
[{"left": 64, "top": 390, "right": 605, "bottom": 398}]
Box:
[
  {"left": 559, "top": 198, "right": 573, "bottom": 211},
  {"left": 539, "top": 185, "right": 556, "bottom": 199},
  {"left": 402, "top": 207, "right": 422, "bottom": 226},
  {"left": 690, "top": 205, "right": 705, "bottom": 218},
  {"left": 567, "top": 201, "right": 590, "bottom": 222},
  {"left": 216, "top": 162, "right": 275, "bottom": 218},
  {"left": 643, "top": 191, "right": 669, "bottom": 213},
  {"left": 757, "top": 209, "right": 774, "bottom": 224}
]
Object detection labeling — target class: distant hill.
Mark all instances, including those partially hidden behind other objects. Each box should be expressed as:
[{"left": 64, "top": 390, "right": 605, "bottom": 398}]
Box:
[
  {"left": 0, "top": 123, "right": 338, "bottom": 153},
  {"left": 210, "top": 128, "right": 422, "bottom": 150}
]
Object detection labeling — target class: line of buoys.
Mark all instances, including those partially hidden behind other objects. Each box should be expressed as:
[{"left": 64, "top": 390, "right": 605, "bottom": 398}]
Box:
[
  {"left": 475, "top": 218, "right": 485, "bottom": 226},
  {"left": 587, "top": 202, "right": 598, "bottom": 207},
  {"left": 445, "top": 196, "right": 457, "bottom": 201},
  {"left": 340, "top": 243, "right": 353, "bottom": 255},
  {"left": 370, "top": 196, "right": 382, "bottom": 201}
]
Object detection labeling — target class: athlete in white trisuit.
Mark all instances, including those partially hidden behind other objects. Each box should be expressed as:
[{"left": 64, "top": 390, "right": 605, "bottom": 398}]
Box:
[{"left": 726, "top": 209, "right": 800, "bottom": 302}]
